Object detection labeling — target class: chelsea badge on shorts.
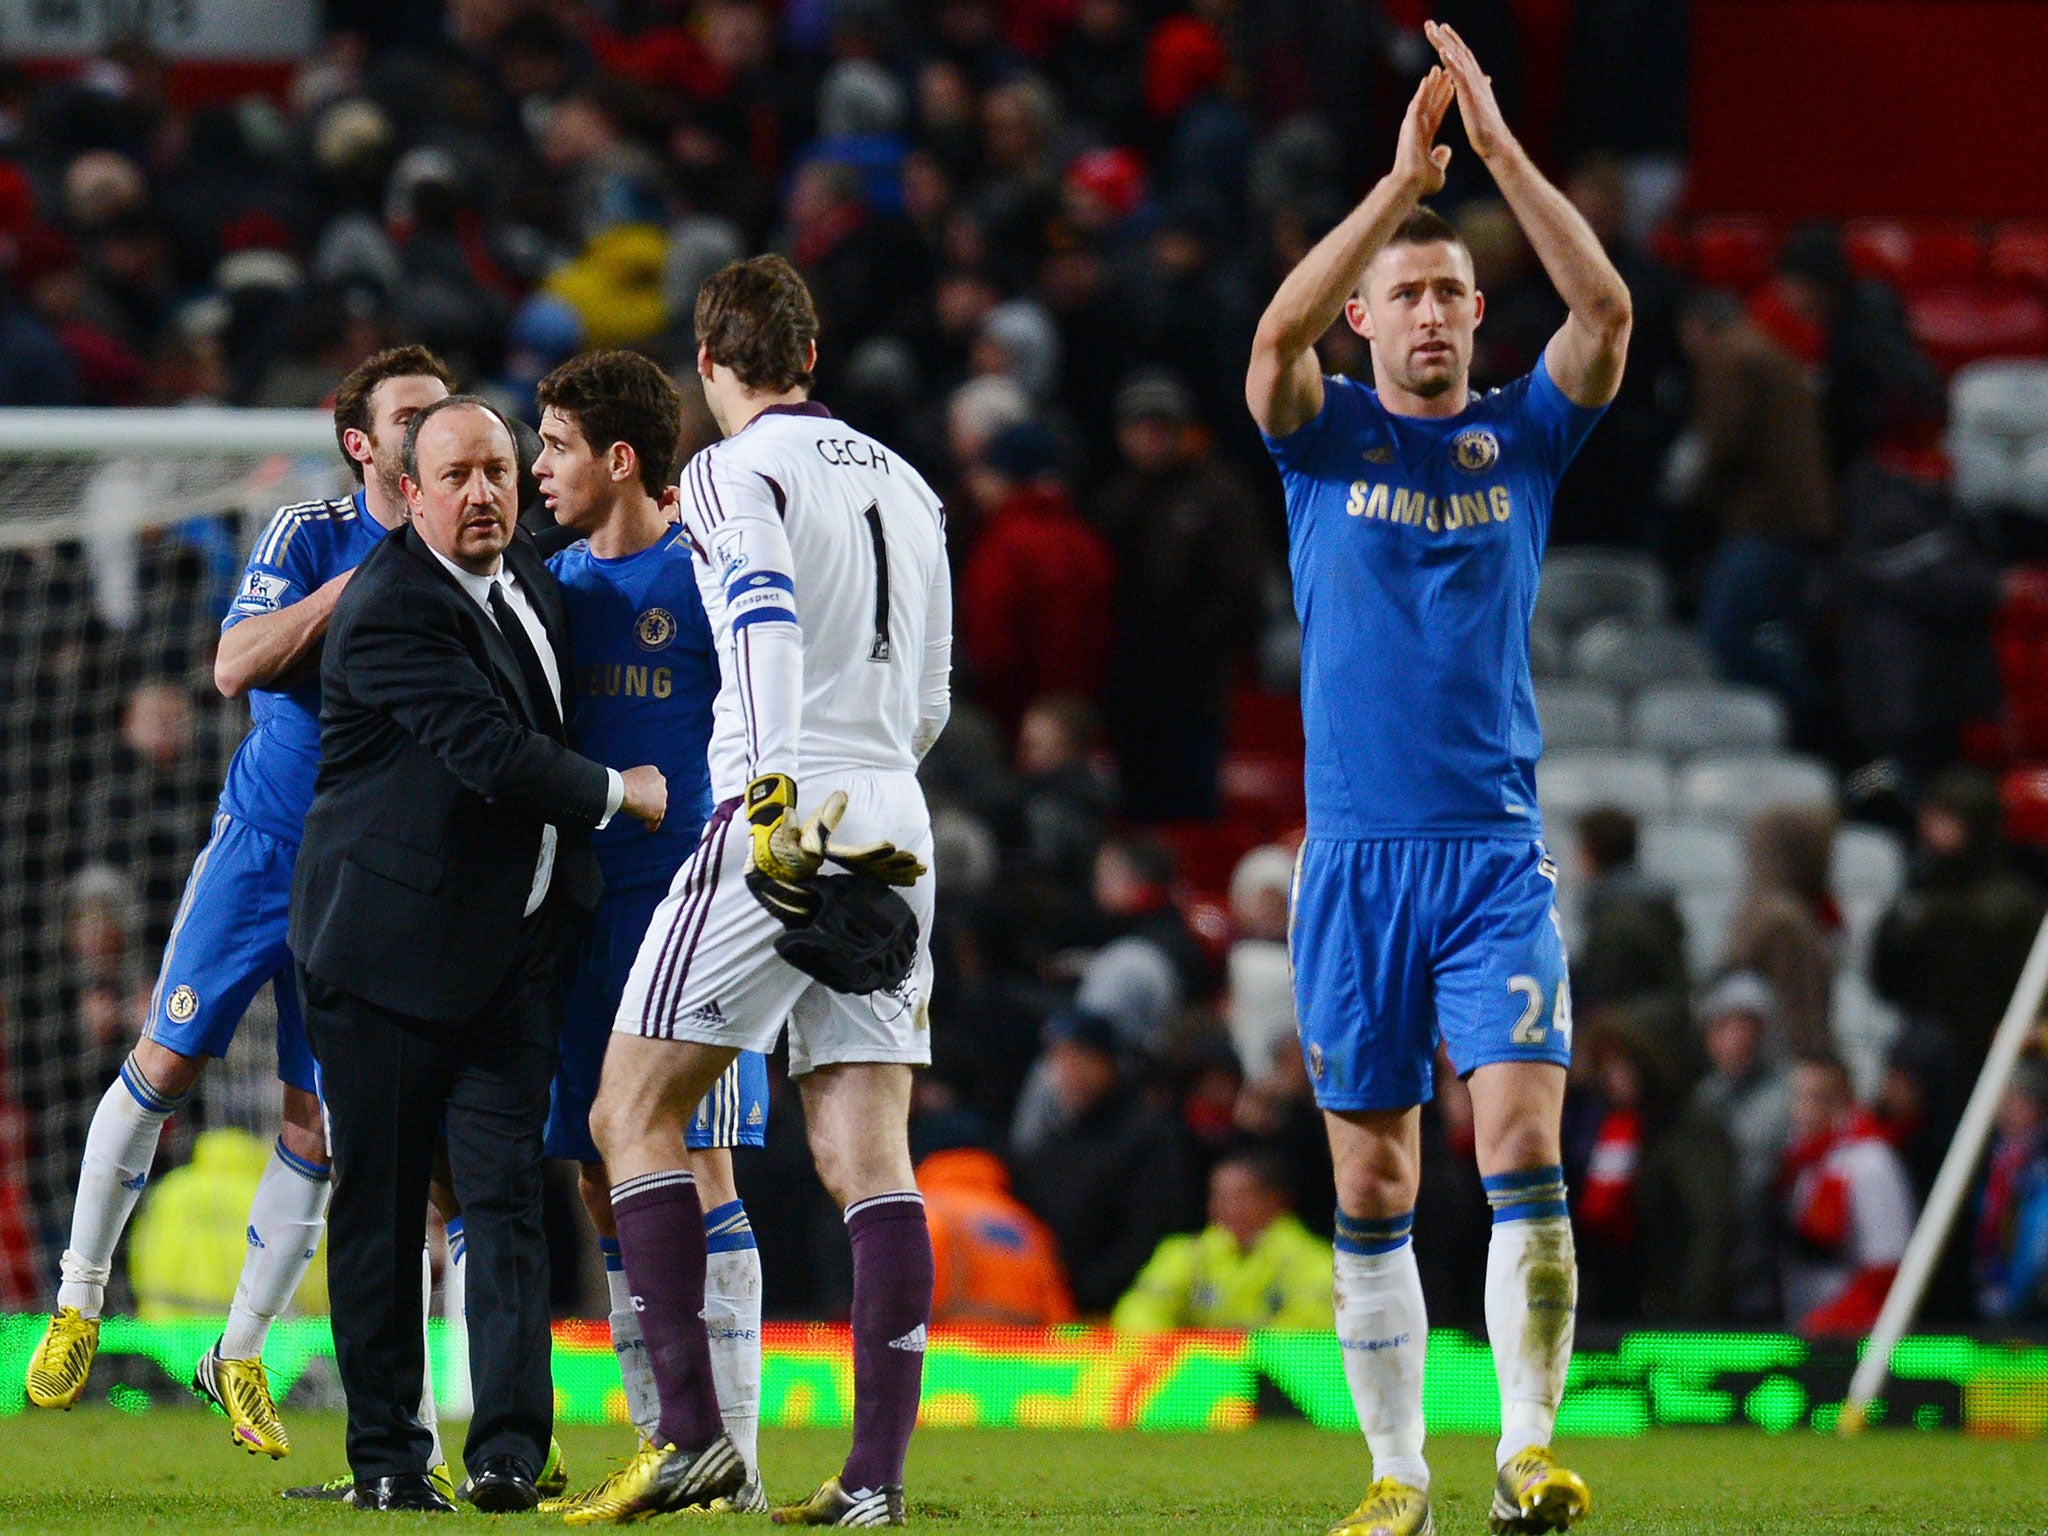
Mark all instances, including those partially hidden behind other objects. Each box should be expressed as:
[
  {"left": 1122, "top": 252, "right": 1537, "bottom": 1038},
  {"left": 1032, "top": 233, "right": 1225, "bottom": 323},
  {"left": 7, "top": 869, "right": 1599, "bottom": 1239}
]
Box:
[
  {"left": 635, "top": 608, "right": 677, "bottom": 651},
  {"left": 166, "top": 985, "right": 199, "bottom": 1023},
  {"left": 1451, "top": 427, "right": 1500, "bottom": 473}
]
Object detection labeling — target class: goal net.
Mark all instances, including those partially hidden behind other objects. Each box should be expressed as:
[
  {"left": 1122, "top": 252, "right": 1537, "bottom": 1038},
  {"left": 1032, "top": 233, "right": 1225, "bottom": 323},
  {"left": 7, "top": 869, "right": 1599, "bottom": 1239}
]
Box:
[{"left": 0, "top": 408, "right": 345, "bottom": 1309}]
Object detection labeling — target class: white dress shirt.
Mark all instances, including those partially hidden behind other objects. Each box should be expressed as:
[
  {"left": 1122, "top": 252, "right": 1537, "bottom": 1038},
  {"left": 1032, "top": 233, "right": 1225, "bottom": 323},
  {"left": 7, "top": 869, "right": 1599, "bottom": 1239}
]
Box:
[{"left": 423, "top": 540, "right": 624, "bottom": 915}]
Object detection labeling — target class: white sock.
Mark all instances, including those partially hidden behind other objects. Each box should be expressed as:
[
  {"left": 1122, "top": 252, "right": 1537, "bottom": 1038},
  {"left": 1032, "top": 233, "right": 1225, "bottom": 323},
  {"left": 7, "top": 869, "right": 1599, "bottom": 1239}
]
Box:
[
  {"left": 419, "top": 1245, "right": 445, "bottom": 1469},
  {"left": 1481, "top": 1167, "right": 1576, "bottom": 1468},
  {"left": 440, "top": 1216, "right": 473, "bottom": 1419},
  {"left": 702, "top": 1200, "right": 763, "bottom": 1476},
  {"left": 220, "top": 1139, "right": 330, "bottom": 1359},
  {"left": 1333, "top": 1210, "right": 1429, "bottom": 1492},
  {"left": 57, "top": 1058, "right": 184, "bottom": 1317},
  {"left": 601, "top": 1236, "right": 661, "bottom": 1441}
]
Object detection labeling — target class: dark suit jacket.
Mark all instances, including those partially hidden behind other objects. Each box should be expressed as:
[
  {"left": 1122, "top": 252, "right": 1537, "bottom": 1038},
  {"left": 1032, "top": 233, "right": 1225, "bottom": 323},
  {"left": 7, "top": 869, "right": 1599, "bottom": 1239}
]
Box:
[{"left": 290, "top": 520, "right": 612, "bottom": 1023}]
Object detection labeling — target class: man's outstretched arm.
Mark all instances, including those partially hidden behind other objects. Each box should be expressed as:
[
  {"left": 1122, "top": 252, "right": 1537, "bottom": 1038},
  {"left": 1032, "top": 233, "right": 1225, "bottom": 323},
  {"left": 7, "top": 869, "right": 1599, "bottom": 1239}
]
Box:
[
  {"left": 1427, "top": 20, "right": 1631, "bottom": 408},
  {"left": 1245, "top": 67, "right": 1456, "bottom": 439}
]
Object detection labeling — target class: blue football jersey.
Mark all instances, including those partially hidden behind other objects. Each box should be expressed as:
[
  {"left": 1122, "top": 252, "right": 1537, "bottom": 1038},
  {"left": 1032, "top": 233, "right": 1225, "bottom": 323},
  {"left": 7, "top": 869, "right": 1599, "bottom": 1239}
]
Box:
[
  {"left": 550, "top": 527, "right": 719, "bottom": 890},
  {"left": 217, "top": 490, "right": 392, "bottom": 843},
  {"left": 1264, "top": 357, "right": 1605, "bottom": 839}
]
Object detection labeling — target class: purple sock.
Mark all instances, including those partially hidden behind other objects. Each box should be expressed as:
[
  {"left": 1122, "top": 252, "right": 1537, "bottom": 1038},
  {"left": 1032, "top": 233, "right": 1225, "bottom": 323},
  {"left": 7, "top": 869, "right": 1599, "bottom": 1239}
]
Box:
[
  {"left": 611, "top": 1171, "right": 723, "bottom": 1452},
  {"left": 840, "top": 1192, "right": 934, "bottom": 1493}
]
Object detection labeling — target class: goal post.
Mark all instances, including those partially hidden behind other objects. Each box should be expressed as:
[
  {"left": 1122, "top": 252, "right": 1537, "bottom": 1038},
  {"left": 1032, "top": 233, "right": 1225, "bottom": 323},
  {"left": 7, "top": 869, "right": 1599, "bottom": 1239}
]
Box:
[
  {"left": 1838, "top": 902, "right": 2048, "bottom": 1432},
  {"left": 0, "top": 407, "right": 339, "bottom": 548},
  {"left": 0, "top": 406, "right": 347, "bottom": 1311}
]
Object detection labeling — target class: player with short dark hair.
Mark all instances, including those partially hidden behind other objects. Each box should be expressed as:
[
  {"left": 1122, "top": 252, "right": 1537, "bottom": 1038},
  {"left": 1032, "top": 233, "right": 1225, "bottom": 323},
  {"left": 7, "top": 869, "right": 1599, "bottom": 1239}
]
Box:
[
  {"left": 1246, "top": 22, "right": 1631, "bottom": 1536},
  {"left": 25, "top": 346, "right": 454, "bottom": 1466},
  {"left": 566, "top": 253, "right": 951, "bottom": 1527},
  {"left": 525, "top": 349, "right": 773, "bottom": 1515}
]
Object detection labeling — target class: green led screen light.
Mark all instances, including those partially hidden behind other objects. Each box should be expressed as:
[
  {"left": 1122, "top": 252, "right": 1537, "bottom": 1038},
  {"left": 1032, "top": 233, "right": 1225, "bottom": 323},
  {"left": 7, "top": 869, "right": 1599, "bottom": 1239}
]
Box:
[{"left": 4, "top": 1317, "right": 2045, "bottom": 1435}]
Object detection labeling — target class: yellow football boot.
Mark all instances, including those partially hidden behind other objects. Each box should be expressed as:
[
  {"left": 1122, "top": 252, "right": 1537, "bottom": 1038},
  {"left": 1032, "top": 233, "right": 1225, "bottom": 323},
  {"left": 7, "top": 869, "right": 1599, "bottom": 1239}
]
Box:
[
  {"left": 543, "top": 1443, "right": 648, "bottom": 1517},
  {"left": 770, "top": 1476, "right": 904, "bottom": 1527},
  {"left": 1488, "top": 1446, "right": 1590, "bottom": 1533},
  {"left": 192, "top": 1342, "right": 290, "bottom": 1458},
  {"left": 24, "top": 1307, "right": 100, "bottom": 1410},
  {"left": 1328, "top": 1477, "right": 1433, "bottom": 1536},
  {"left": 562, "top": 1436, "right": 744, "bottom": 1525}
]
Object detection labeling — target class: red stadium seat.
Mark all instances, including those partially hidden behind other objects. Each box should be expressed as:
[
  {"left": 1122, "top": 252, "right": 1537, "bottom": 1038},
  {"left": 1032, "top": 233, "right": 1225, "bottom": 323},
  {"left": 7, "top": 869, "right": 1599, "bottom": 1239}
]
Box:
[
  {"left": 1689, "top": 215, "right": 1775, "bottom": 290},
  {"left": 1990, "top": 222, "right": 2048, "bottom": 289},
  {"left": 1153, "top": 819, "right": 1262, "bottom": 898},
  {"left": 1905, "top": 284, "right": 2048, "bottom": 373},
  {"left": 2000, "top": 765, "right": 2048, "bottom": 846},
  {"left": 1219, "top": 750, "right": 1306, "bottom": 831},
  {"left": 1994, "top": 566, "right": 2048, "bottom": 758},
  {"left": 1844, "top": 219, "right": 1983, "bottom": 287}
]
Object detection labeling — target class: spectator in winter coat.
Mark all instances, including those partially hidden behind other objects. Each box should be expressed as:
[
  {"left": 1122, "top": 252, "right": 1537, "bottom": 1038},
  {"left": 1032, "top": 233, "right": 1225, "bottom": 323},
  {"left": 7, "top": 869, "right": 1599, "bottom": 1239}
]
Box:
[
  {"left": 1975, "top": 1060, "right": 2048, "bottom": 1322},
  {"left": 1093, "top": 371, "right": 1267, "bottom": 820},
  {"left": 1779, "top": 1054, "right": 1916, "bottom": 1338},
  {"left": 958, "top": 422, "right": 1115, "bottom": 742},
  {"left": 1010, "top": 1010, "right": 1189, "bottom": 1315},
  {"left": 1723, "top": 806, "right": 1838, "bottom": 1061},
  {"left": 1690, "top": 972, "right": 1793, "bottom": 1320},
  {"left": 1873, "top": 768, "right": 2045, "bottom": 1076},
  {"left": 1676, "top": 290, "right": 1833, "bottom": 705},
  {"left": 1112, "top": 1150, "right": 1332, "bottom": 1331}
]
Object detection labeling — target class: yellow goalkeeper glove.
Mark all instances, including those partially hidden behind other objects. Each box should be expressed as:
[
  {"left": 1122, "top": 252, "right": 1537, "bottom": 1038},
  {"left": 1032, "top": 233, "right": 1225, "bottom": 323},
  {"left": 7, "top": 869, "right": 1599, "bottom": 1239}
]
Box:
[{"left": 744, "top": 776, "right": 927, "bottom": 887}]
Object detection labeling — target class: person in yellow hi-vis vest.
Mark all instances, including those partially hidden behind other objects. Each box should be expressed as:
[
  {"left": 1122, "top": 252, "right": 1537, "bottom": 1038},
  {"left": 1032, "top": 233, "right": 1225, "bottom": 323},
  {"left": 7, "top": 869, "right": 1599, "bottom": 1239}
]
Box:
[
  {"left": 130, "top": 1128, "right": 328, "bottom": 1319},
  {"left": 1112, "top": 1150, "right": 1333, "bottom": 1331}
]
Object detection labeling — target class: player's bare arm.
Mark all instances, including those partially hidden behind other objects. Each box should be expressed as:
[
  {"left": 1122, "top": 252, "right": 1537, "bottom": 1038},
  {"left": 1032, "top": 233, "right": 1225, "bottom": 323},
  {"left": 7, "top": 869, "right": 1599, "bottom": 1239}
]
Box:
[
  {"left": 213, "top": 567, "right": 355, "bottom": 699},
  {"left": 1426, "top": 20, "right": 1631, "bottom": 407},
  {"left": 1246, "top": 67, "right": 1456, "bottom": 438}
]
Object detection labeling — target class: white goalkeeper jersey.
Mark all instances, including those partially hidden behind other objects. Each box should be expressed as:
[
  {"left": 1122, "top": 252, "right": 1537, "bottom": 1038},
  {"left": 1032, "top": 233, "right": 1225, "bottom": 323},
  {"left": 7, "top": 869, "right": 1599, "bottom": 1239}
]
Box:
[{"left": 679, "top": 401, "right": 951, "bottom": 801}]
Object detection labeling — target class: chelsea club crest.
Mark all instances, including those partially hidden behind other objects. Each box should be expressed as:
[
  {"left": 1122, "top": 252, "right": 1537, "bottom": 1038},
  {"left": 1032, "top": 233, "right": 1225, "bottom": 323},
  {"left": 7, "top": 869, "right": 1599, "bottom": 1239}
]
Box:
[
  {"left": 1451, "top": 428, "right": 1500, "bottom": 473},
  {"left": 635, "top": 608, "right": 677, "bottom": 651}
]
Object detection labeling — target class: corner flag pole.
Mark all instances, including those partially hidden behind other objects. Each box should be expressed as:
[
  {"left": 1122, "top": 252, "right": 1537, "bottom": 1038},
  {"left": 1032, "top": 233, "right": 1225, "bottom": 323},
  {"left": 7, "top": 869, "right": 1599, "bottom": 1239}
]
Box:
[{"left": 1838, "top": 903, "right": 2048, "bottom": 1433}]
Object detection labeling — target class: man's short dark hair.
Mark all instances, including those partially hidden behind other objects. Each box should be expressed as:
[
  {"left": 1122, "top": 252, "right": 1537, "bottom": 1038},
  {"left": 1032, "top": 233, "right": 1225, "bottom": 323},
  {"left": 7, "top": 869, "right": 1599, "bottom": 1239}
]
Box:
[
  {"left": 400, "top": 394, "right": 517, "bottom": 487},
  {"left": 1383, "top": 204, "right": 1469, "bottom": 261},
  {"left": 694, "top": 254, "right": 818, "bottom": 394},
  {"left": 1216, "top": 1147, "right": 1295, "bottom": 1205},
  {"left": 333, "top": 345, "right": 454, "bottom": 484},
  {"left": 536, "top": 350, "right": 684, "bottom": 496},
  {"left": 1577, "top": 806, "right": 1639, "bottom": 875}
]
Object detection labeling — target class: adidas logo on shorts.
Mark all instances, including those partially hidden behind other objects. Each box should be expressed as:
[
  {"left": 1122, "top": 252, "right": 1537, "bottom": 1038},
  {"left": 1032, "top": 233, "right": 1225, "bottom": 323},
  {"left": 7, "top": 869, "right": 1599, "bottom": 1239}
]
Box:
[{"left": 687, "top": 1000, "right": 726, "bottom": 1025}]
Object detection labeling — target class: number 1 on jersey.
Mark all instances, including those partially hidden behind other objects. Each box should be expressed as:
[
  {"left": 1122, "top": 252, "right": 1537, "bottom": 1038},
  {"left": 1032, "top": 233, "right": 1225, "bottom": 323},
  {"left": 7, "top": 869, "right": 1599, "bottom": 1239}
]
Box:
[{"left": 861, "top": 502, "right": 892, "bottom": 662}]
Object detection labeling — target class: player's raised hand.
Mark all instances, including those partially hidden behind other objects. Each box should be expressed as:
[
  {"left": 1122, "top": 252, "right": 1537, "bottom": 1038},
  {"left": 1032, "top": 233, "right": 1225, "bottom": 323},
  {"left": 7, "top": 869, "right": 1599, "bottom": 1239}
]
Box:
[
  {"left": 1392, "top": 65, "right": 1456, "bottom": 197},
  {"left": 1426, "top": 20, "right": 1515, "bottom": 161}
]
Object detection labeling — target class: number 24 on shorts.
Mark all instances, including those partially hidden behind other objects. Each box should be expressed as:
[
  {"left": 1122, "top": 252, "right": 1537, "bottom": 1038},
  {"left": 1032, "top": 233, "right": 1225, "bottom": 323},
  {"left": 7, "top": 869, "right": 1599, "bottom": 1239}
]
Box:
[{"left": 1507, "top": 972, "right": 1572, "bottom": 1047}]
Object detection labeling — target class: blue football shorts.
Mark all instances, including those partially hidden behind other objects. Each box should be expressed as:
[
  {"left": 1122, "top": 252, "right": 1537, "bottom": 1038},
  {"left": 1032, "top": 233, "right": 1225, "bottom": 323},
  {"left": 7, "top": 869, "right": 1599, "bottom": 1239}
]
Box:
[
  {"left": 1290, "top": 836, "right": 1572, "bottom": 1112},
  {"left": 142, "top": 810, "right": 318, "bottom": 1094},
  {"left": 549, "top": 878, "right": 769, "bottom": 1163}
]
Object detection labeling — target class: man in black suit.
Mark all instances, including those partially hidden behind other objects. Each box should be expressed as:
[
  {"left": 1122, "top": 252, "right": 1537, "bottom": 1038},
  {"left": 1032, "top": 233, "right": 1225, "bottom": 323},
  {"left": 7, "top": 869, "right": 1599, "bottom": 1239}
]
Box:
[{"left": 290, "top": 395, "right": 667, "bottom": 1512}]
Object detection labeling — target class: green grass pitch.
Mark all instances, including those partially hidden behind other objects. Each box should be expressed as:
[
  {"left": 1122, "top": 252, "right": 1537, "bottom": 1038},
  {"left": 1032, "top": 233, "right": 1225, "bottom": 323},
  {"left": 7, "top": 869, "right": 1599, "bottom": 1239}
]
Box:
[{"left": 1, "top": 1408, "right": 2044, "bottom": 1534}]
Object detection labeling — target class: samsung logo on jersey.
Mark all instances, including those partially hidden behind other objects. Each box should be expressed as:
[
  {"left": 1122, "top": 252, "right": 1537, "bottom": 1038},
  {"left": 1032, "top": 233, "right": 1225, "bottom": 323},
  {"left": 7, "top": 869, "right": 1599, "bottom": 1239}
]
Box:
[
  {"left": 579, "top": 663, "right": 674, "bottom": 699},
  {"left": 1345, "top": 480, "right": 1513, "bottom": 533}
]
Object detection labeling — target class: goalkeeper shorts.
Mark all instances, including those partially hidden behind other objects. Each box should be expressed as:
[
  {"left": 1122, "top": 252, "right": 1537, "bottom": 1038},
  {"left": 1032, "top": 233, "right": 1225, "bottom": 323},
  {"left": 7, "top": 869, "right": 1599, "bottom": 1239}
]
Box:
[
  {"left": 1290, "top": 835, "right": 1572, "bottom": 1113},
  {"left": 550, "top": 876, "right": 767, "bottom": 1162},
  {"left": 142, "top": 809, "right": 319, "bottom": 1094},
  {"left": 613, "top": 770, "right": 935, "bottom": 1077}
]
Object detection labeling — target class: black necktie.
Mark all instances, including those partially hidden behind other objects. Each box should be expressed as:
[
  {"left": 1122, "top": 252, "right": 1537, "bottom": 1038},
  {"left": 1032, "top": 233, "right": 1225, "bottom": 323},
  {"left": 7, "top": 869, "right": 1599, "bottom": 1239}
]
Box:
[{"left": 488, "top": 580, "right": 564, "bottom": 740}]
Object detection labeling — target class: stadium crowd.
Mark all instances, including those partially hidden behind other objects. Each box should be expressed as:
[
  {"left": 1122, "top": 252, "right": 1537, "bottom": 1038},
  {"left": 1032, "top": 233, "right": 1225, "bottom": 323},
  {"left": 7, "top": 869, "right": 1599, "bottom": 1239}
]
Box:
[{"left": 1, "top": 0, "right": 2046, "bottom": 1340}]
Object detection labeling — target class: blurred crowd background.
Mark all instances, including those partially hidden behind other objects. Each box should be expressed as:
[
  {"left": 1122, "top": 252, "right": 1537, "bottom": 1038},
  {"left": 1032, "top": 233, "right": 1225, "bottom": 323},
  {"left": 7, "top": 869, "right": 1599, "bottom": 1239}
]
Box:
[{"left": 3, "top": 0, "right": 2048, "bottom": 1342}]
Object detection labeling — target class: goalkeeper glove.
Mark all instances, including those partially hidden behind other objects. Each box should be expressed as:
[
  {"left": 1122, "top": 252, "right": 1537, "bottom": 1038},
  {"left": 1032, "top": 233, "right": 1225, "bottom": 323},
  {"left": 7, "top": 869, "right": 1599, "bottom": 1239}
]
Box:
[{"left": 744, "top": 775, "right": 928, "bottom": 889}]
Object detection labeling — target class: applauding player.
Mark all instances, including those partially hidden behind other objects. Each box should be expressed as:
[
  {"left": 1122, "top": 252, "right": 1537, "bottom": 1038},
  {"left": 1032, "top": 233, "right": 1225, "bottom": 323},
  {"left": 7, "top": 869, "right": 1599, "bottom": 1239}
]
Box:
[
  {"left": 1246, "top": 23, "right": 1630, "bottom": 1536},
  {"left": 24, "top": 347, "right": 452, "bottom": 1462},
  {"left": 526, "top": 349, "right": 773, "bottom": 1516},
  {"left": 571, "top": 255, "right": 949, "bottom": 1527}
]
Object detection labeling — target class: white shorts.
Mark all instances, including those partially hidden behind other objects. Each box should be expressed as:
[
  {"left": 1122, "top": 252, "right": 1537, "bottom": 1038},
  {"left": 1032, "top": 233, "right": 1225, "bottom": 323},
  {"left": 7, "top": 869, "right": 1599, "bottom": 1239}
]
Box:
[{"left": 614, "top": 770, "right": 935, "bottom": 1077}]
